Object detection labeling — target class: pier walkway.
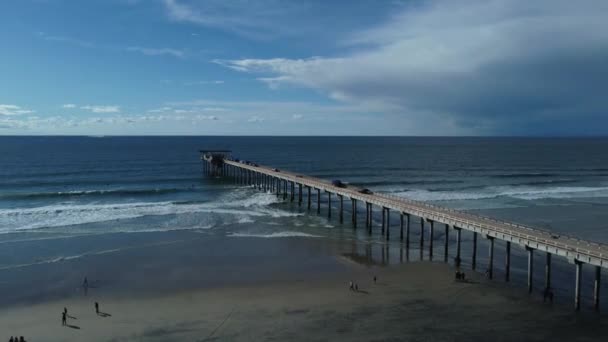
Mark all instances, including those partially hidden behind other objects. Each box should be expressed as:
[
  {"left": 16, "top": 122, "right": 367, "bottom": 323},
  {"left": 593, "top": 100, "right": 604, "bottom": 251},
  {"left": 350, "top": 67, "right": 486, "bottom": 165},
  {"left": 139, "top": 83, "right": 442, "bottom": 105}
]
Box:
[{"left": 201, "top": 151, "right": 607, "bottom": 311}]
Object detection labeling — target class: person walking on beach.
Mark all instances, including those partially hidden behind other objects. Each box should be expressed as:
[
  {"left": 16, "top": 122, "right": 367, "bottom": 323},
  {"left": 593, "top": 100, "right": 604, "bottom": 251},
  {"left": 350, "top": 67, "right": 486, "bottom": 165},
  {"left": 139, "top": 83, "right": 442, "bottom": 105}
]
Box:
[
  {"left": 62, "top": 311, "right": 67, "bottom": 326},
  {"left": 95, "top": 302, "right": 99, "bottom": 315},
  {"left": 373, "top": 276, "right": 377, "bottom": 284},
  {"left": 83, "top": 277, "right": 89, "bottom": 296},
  {"left": 9, "top": 336, "right": 14, "bottom": 342},
  {"left": 349, "top": 281, "right": 353, "bottom": 291}
]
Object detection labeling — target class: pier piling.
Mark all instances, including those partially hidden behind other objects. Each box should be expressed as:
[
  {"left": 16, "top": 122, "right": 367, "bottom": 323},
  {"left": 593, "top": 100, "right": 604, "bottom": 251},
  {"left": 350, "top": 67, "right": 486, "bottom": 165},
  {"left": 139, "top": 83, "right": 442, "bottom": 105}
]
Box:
[
  {"left": 429, "top": 220, "right": 434, "bottom": 260},
  {"left": 594, "top": 266, "right": 601, "bottom": 311},
  {"left": 327, "top": 192, "right": 332, "bottom": 218},
  {"left": 444, "top": 223, "right": 449, "bottom": 262},
  {"left": 339, "top": 195, "right": 344, "bottom": 223},
  {"left": 455, "top": 227, "right": 462, "bottom": 267},
  {"left": 545, "top": 253, "right": 552, "bottom": 292},
  {"left": 527, "top": 247, "right": 534, "bottom": 294},
  {"left": 505, "top": 241, "right": 511, "bottom": 282},
  {"left": 575, "top": 261, "right": 583, "bottom": 311},
  {"left": 386, "top": 209, "right": 390, "bottom": 241},
  {"left": 298, "top": 184, "right": 303, "bottom": 206},
  {"left": 316, "top": 188, "right": 321, "bottom": 214},
  {"left": 487, "top": 236, "right": 494, "bottom": 280}
]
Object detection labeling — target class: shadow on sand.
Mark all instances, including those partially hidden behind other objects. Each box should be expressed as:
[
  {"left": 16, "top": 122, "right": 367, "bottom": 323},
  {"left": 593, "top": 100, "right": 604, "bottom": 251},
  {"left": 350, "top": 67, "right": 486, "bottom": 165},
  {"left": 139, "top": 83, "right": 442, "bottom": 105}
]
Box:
[
  {"left": 66, "top": 324, "right": 81, "bottom": 330},
  {"left": 97, "top": 311, "right": 112, "bottom": 318}
]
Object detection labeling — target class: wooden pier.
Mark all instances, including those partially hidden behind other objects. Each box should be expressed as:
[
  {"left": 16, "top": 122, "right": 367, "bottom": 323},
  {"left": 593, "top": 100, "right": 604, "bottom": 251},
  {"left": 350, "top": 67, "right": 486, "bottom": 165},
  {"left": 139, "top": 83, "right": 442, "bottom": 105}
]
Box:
[{"left": 201, "top": 151, "right": 607, "bottom": 311}]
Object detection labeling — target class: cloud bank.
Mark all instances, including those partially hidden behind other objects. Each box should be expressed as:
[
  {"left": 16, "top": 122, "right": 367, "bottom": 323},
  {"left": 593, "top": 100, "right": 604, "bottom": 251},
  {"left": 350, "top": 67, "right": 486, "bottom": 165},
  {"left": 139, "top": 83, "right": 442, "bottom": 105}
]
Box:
[{"left": 217, "top": 0, "right": 608, "bottom": 135}]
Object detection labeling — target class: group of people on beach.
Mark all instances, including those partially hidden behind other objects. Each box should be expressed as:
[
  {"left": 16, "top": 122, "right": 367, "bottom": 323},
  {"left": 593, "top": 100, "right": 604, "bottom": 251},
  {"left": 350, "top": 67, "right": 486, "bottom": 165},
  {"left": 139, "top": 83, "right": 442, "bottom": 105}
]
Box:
[
  {"left": 60, "top": 277, "right": 108, "bottom": 328},
  {"left": 7, "top": 336, "right": 26, "bottom": 342},
  {"left": 61, "top": 301, "right": 102, "bottom": 325},
  {"left": 455, "top": 270, "right": 467, "bottom": 281}
]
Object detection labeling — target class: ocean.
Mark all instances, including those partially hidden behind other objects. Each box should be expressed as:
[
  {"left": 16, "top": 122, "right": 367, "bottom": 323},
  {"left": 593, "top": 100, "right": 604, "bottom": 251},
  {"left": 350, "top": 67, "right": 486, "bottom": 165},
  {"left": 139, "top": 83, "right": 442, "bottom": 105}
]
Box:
[{"left": 1, "top": 136, "right": 608, "bottom": 308}]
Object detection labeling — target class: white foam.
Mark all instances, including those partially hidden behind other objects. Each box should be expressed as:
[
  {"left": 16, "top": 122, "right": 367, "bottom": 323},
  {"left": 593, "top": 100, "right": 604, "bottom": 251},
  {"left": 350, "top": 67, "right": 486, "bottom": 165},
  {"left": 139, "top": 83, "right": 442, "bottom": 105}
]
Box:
[
  {"left": 237, "top": 217, "right": 255, "bottom": 224},
  {"left": 0, "top": 189, "right": 299, "bottom": 234},
  {"left": 392, "top": 185, "right": 608, "bottom": 202},
  {"left": 0, "top": 240, "right": 183, "bottom": 271},
  {"left": 228, "top": 231, "right": 321, "bottom": 239}
]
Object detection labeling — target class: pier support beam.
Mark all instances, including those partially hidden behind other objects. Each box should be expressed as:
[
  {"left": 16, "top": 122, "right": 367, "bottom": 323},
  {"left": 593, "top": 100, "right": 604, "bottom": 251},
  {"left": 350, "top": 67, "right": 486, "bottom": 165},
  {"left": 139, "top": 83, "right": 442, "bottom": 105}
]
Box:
[
  {"left": 283, "top": 180, "right": 287, "bottom": 200},
  {"left": 487, "top": 236, "right": 494, "bottom": 280},
  {"left": 327, "top": 192, "right": 332, "bottom": 219},
  {"left": 594, "top": 266, "right": 601, "bottom": 311},
  {"left": 405, "top": 213, "right": 410, "bottom": 248},
  {"left": 527, "top": 247, "right": 534, "bottom": 294},
  {"left": 366, "top": 203, "right": 372, "bottom": 232},
  {"left": 316, "top": 188, "right": 321, "bottom": 214},
  {"left": 545, "top": 253, "right": 552, "bottom": 293},
  {"left": 444, "top": 224, "right": 449, "bottom": 263},
  {"left": 351, "top": 199, "right": 357, "bottom": 228},
  {"left": 575, "top": 261, "right": 583, "bottom": 311},
  {"left": 338, "top": 195, "right": 343, "bottom": 223},
  {"left": 420, "top": 218, "right": 425, "bottom": 250},
  {"left": 307, "top": 186, "right": 311, "bottom": 210},
  {"left": 381, "top": 208, "right": 386, "bottom": 235},
  {"left": 400, "top": 213, "right": 404, "bottom": 241},
  {"left": 386, "top": 209, "right": 390, "bottom": 241},
  {"left": 472, "top": 232, "right": 477, "bottom": 270},
  {"left": 276, "top": 178, "right": 281, "bottom": 197},
  {"left": 298, "top": 184, "right": 302, "bottom": 206},
  {"left": 455, "top": 227, "right": 462, "bottom": 267},
  {"left": 505, "top": 241, "right": 511, "bottom": 282},
  {"left": 290, "top": 182, "right": 295, "bottom": 202},
  {"left": 428, "top": 220, "right": 434, "bottom": 260}
]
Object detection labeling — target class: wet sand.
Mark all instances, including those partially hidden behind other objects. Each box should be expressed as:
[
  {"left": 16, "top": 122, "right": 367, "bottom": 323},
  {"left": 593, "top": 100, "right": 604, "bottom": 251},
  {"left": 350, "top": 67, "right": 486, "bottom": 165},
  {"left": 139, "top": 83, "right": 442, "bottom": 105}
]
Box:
[{"left": 2, "top": 261, "right": 607, "bottom": 341}]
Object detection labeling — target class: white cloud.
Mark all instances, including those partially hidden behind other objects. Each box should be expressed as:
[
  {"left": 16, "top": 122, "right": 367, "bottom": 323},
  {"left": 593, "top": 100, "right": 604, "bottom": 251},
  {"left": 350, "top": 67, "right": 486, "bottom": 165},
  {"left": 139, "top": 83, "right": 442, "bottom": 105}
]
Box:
[
  {"left": 0, "top": 104, "right": 34, "bottom": 116},
  {"left": 184, "top": 80, "right": 225, "bottom": 86},
  {"left": 126, "top": 46, "right": 185, "bottom": 58},
  {"left": 196, "top": 115, "right": 219, "bottom": 121},
  {"left": 62, "top": 104, "right": 77, "bottom": 109},
  {"left": 247, "top": 115, "right": 264, "bottom": 123},
  {"left": 292, "top": 114, "right": 303, "bottom": 120},
  {"left": 216, "top": 0, "right": 608, "bottom": 134},
  {"left": 81, "top": 105, "right": 121, "bottom": 113},
  {"left": 162, "top": 0, "right": 311, "bottom": 40},
  {"left": 147, "top": 107, "right": 173, "bottom": 113}
]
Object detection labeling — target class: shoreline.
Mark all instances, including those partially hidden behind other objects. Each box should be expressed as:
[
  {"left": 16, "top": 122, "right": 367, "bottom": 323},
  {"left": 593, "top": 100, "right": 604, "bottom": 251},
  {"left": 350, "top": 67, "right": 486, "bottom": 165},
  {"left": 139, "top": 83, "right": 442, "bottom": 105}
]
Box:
[{"left": 2, "top": 261, "right": 607, "bottom": 341}]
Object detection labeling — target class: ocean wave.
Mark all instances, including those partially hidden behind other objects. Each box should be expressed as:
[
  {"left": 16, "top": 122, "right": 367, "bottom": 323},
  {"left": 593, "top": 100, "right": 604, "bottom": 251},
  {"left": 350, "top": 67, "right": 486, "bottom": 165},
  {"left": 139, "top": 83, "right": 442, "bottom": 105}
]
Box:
[
  {"left": 352, "top": 179, "right": 464, "bottom": 187},
  {"left": 0, "top": 188, "right": 186, "bottom": 200},
  {"left": 0, "top": 191, "right": 298, "bottom": 233},
  {"left": 489, "top": 173, "right": 558, "bottom": 178},
  {"left": 228, "top": 231, "right": 321, "bottom": 239},
  {"left": 393, "top": 185, "right": 608, "bottom": 202}
]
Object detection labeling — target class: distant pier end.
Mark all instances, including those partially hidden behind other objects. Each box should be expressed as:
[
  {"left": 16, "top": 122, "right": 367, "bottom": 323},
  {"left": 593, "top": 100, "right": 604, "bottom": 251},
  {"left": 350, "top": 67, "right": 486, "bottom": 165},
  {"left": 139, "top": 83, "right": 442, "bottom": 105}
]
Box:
[{"left": 199, "top": 150, "right": 231, "bottom": 176}]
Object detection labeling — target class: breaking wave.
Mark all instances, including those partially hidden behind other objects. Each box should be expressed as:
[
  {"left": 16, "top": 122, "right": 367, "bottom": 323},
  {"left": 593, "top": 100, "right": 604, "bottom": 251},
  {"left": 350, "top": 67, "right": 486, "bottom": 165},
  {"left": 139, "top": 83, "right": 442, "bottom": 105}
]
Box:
[
  {"left": 228, "top": 231, "right": 321, "bottom": 239},
  {"left": 393, "top": 185, "right": 608, "bottom": 202},
  {"left": 0, "top": 191, "right": 297, "bottom": 234}
]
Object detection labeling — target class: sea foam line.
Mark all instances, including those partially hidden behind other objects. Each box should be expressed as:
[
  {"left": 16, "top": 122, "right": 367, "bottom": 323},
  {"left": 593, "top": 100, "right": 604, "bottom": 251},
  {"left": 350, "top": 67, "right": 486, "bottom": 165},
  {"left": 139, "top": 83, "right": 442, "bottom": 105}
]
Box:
[{"left": 228, "top": 231, "right": 321, "bottom": 239}]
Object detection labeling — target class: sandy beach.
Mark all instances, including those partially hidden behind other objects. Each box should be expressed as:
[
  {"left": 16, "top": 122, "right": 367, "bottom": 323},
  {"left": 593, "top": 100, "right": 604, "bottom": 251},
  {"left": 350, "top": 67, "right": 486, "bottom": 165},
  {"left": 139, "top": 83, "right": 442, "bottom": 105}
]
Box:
[{"left": 2, "top": 260, "right": 607, "bottom": 342}]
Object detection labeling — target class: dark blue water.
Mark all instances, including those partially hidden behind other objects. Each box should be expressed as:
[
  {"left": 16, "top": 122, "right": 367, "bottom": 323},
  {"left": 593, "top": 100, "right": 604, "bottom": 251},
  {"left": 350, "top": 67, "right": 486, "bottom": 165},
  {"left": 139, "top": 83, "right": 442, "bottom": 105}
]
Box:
[{"left": 1, "top": 136, "right": 608, "bottom": 308}]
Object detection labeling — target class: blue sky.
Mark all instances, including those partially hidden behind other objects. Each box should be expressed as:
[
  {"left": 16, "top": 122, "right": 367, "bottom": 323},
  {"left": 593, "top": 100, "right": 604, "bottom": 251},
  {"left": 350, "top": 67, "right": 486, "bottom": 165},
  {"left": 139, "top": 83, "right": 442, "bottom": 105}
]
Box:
[{"left": 1, "top": 0, "right": 607, "bottom": 135}]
